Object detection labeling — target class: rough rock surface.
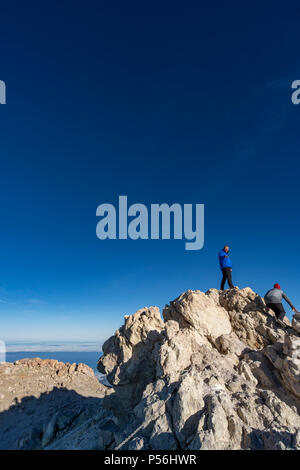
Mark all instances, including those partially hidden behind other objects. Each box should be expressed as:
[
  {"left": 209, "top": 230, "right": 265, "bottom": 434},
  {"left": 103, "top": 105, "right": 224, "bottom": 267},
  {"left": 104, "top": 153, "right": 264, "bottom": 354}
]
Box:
[
  {"left": 0, "top": 358, "right": 114, "bottom": 449},
  {"left": 1, "top": 287, "right": 300, "bottom": 450},
  {"left": 163, "top": 290, "right": 232, "bottom": 339},
  {"left": 98, "top": 306, "right": 164, "bottom": 414},
  {"left": 98, "top": 287, "right": 300, "bottom": 450},
  {"left": 292, "top": 313, "right": 300, "bottom": 334}
]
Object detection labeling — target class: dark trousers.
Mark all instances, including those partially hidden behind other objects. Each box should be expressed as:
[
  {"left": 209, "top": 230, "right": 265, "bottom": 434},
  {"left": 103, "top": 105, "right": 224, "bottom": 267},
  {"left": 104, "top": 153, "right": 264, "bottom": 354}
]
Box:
[
  {"left": 221, "top": 267, "right": 234, "bottom": 290},
  {"left": 266, "top": 302, "right": 285, "bottom": 321}
]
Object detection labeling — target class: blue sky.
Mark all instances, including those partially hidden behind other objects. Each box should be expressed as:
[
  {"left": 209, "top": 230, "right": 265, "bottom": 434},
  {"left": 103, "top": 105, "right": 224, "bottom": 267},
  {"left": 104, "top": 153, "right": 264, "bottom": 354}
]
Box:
[{"left": 1, "top": 2, "right": 300, "bottom": 345}]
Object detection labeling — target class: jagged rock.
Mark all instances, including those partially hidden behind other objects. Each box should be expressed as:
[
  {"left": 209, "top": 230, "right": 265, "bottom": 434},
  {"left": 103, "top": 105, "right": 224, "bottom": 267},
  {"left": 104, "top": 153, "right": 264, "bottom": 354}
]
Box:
[
  {"left": 156, "top": 322, "right": 207, "bottom": 381},
  {"left": 263, "top": 334, "right": 300, "bottom": 398},
  {"left": 127, "top": 437, "right": 145, "bottom": 450},
  {"left": 213, "top": 332, "right": 246, "bottom": 365},
  {"left": 292, "top": 313, "right": 300, "bottom": 334},
  {"left": 0, "top": 358, "right": 111, "bottom": 414},
  {"left": 98, "top": 287, "right": 300, "bottom": 450},
  {"left": 0, "top": 358, "right": 113, "bottom": 449},
  {"left": 98, "top": 306, "right": 164, "bottom": 385},
  {"left": 42, "top": 412, "right": 59, "bottom": 447},
  {"left": 172, "top": 370, "right": 205, "bottom": 447},
  {"left": 163, "top": 289, "right": 231, "bottom": 339},
  {"left": 97, "top": 306, "right": 164, "bottom": 412},
  {"left": 1, "top": 287, "right": 300, "bottom": 450},
  {"left": 98, "top": 429, "right": 114, "bottom": 449},
  {"left": 207, "top": 287, "right": 288, "bottom": 349}
]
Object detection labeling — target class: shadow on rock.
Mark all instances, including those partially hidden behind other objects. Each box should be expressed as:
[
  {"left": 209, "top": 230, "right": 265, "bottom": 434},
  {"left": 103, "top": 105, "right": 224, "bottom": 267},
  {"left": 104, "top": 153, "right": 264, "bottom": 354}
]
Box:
[{"left": 0, "top": 387, "right": 112, "bottom": 450}]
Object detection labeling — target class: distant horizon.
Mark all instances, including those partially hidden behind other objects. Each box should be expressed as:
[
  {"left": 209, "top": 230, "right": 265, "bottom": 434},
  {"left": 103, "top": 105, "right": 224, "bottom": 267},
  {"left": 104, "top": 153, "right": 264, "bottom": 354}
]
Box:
[
  {"left": 5, "top": 341, "right": 103, "bottom": 353},
  {"left": 3, "top": 282, "right": 297, "bottom": 345},
  {"left": 1, "top": 3, "right": 299, "bottom": 344}
]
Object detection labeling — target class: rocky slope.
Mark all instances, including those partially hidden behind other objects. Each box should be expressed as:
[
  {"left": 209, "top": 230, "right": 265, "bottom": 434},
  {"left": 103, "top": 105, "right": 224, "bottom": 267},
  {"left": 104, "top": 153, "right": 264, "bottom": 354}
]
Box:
[
  {"left": 0, "top": 358, "right": 114, "bottom": 449},
  {"left": 1, "top": 287, "right": 300, "bottom": 450},
  {"left": 97, "top": 287, "right": 300, "bottom": 450}
]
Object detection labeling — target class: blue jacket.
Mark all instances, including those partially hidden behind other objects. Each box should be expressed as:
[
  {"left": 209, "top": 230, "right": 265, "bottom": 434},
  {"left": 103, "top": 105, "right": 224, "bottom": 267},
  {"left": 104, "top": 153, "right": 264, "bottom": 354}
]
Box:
[{"left": 219, "top": 250, "right": 232, "bottom": 270}]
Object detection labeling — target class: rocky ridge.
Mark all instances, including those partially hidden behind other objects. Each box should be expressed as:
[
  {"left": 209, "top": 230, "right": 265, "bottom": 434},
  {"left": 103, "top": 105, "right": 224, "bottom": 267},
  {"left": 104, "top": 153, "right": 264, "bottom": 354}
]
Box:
[
  {"left": 0, "top": 287, "right": 299, "bottom": 450},
  {"left": 0, "top": 358, "right": 114, "bottom": 449},
  {"left": 98, "top": 287, "right": 300, "bottom": 450}
]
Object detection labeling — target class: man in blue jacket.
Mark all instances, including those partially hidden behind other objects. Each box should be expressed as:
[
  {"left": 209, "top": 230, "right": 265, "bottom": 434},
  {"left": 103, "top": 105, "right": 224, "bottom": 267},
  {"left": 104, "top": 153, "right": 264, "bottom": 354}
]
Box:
[{"left": 219, "top": 245, "right": 234, "bottom": 290}]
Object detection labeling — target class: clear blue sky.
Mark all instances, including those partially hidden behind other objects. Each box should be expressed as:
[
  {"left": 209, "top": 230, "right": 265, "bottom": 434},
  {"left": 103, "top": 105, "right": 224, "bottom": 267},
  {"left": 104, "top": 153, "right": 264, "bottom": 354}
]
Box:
[{"left": 1, "top": 2, "right": 300, "bottom": 344}]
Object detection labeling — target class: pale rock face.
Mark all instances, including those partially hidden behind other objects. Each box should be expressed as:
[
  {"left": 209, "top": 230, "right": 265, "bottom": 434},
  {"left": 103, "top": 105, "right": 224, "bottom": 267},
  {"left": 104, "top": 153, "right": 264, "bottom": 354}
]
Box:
[
  {"left": 98, "top": 306, "right": 164, "bottom": 386},
  {"left": 156, "top": 325, "right": 207, "bottom": 380},
  {"left": 97, "top": 306, "right": 165, "bottom": 412},
  {"left": 263, "top": 334, "right": 300, "bottom": 399},
  {"left": 171, "top": 370, "right": 205, "bottom": 447},
  {"left": 207, "top": 287, "right": 287, "bottom": 349},
  {"left": 163, "top": 289, "right": 232, "bottom": 339},
  {"left": 292, "top": 313, "right": 300, "bottom": 334},
  {"left": 97, "top": 287, "right": 300, "bottom": 451},
  {"left": 189, "top": 392, "right": 231, "bottom": 450},
  {"left": 213, "top": 332, "right": 246, "bottom": 365}
]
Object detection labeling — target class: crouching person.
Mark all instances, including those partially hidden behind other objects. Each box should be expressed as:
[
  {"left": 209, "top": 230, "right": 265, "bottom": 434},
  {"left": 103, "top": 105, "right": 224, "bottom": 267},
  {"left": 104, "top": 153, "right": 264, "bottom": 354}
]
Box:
[{"left": 264, "top": 283, "right": 297, "bottom": 325}]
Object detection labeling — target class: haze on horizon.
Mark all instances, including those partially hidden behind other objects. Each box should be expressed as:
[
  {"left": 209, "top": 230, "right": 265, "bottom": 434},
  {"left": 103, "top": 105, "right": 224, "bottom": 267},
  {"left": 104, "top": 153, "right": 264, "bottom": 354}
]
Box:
[{"left": 1, "top": 2, "right": 300, "bottom": 344}]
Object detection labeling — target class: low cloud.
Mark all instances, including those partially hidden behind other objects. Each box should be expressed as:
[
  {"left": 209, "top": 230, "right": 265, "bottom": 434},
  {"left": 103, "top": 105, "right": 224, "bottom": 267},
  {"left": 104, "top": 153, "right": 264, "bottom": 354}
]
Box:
[{"left": 6, "top": 341, "right": 102, "bottom": 353}]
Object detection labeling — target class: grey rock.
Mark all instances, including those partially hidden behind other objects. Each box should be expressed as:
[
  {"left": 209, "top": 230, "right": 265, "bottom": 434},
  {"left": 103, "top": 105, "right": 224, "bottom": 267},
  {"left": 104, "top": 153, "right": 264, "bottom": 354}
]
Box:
[{"left": 98, "top": 287, "right": 300, "bottom": 450}]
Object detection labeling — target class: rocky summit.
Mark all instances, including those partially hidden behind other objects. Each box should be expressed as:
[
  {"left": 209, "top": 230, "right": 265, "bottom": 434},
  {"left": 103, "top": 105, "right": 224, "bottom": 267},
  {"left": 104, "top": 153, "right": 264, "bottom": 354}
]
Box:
[{"left": 1, "top": 287, "right": 300, "bottom": 450}]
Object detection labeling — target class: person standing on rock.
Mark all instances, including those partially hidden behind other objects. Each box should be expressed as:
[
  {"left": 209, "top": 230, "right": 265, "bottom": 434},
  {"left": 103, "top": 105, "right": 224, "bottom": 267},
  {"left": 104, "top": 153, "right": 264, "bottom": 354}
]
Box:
[
  {"left": 264, "top": 283, "right": 297, "bottom": 324},
  {"left": 219, "top": 245, "right": 234, "bottom": 290}
]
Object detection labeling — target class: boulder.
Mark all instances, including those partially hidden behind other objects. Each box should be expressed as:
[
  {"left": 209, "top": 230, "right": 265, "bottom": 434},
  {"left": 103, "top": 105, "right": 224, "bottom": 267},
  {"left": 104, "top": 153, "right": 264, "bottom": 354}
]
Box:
[
  {"left": 207, "top": 287, "right": 288, "bottom": 349},
  {"left": 100, "top": 287, "right": 300, "bottom": 451},
  {"left": 163, "top": 289, "right": 231, "bottom": 339},
  {"left": 263, "top": 334, "right": 300, "bottom": 398},
  {"left": 97, "top": 306, "right": 164, "bottom": 412},
  {"left": 292, "top": 313, "right": 300, "bottom": 334}
]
